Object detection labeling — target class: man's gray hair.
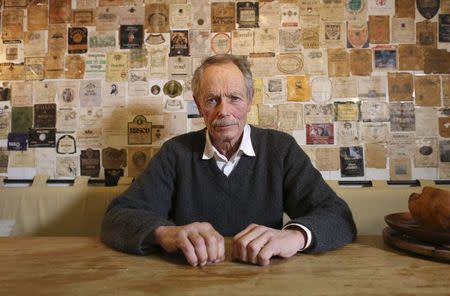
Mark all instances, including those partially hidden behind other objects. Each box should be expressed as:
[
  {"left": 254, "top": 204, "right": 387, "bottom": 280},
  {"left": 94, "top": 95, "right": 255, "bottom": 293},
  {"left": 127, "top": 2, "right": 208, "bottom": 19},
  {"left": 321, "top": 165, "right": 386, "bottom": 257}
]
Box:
[{"left": 191, "top": 54, "right": 253, "bottom": 102}]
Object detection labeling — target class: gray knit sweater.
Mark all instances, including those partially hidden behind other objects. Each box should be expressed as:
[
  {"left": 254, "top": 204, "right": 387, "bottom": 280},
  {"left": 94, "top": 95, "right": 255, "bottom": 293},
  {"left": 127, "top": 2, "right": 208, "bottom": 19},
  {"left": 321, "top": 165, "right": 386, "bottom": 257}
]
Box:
[{"left": 101, "top": 126, "right": 357, "bottom": 255}]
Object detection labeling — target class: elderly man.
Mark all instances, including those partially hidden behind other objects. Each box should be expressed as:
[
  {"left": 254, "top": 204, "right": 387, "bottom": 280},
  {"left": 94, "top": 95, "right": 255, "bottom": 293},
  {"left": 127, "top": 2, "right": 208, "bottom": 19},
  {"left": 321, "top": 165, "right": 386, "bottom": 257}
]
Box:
[{"left": 101, "top": 54, "right": 356, "bottom": 266}]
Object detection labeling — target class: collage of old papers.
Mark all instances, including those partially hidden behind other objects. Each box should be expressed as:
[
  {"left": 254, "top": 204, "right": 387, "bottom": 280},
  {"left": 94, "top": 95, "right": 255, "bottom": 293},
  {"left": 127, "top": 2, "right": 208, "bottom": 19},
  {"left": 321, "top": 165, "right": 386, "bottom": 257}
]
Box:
[{"left": 0, "top": 0, "right": 450, "bottom": 182}]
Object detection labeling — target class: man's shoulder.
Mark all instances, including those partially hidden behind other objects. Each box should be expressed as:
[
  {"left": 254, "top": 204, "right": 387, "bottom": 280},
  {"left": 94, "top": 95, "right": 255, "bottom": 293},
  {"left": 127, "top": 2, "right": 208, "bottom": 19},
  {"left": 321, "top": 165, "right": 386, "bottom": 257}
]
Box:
[
  {"left": 250, "top": 125, "right": 296, "bottom": 145},
  {"left": 162, "top": 129, "right": 206, "bottom": 151}
]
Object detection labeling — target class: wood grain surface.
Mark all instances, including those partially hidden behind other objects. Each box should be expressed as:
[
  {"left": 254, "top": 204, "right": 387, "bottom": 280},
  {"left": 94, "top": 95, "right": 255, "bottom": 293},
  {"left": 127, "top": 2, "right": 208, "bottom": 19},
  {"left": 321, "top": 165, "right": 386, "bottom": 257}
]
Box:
[{"left": 0, "top": 236, "right": 449, "bottom": 296}]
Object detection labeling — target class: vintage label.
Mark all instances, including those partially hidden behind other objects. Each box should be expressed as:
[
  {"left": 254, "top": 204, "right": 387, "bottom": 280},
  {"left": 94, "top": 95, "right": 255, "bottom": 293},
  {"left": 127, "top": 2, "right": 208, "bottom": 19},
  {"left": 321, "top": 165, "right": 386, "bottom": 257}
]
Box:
[
  {"left": 55, "top": 156, "right": 78, "bottom": 178},
  {"left": 279, "top": 29, "right": 302, "bottom": 52},
  {"left": 85, "top": 53, "right": 107, "bottom": 79},
  {"left": 304, "top": 103, "right": 334, "bottom": 124},
  {"left": 145, "top": 3, "right": 170, "bottom": 33},
  {"left": 281, "top": 2, "right": 300, "bottom": 27},
  {"left": 417, "top": 0, "right": 440, "bottom": 19},
  {"left": 302, "top": 27, "right": 320, "bottom": 49},
  {"left": 29, "top": 128, "right": 56, "bottom": 148},
  {"left": 106, "top": 52, "right": 129, "bottom": 82},
  {"left": 424, "top": 48, "right": 450, "bottom": 74},
  {"left": 439, "top": 14, "right": 450, "bottom": 42},
  {"left": 191, "top": 0, "right": 211, "bottom": 29},
  {"left": 119, "top": 5, "right": 145, "bottom": 25},
  {"left": 277, "top": 103, "right": 303, "bottom": 131},
  {"left": 128, "top": 115, "right": 152, "bottom": 145},
  {"left": 237, "top": 1, "right": 259, "bottom": 28},
  {"left": 24, "top": 31, "right": 46, "bottom": 57},
  {"left": 287, "top": 75, "right": 310, "bottom": 101},
  {"left": 395, "top": 0, "right": 415, "bottom": 17},
  {"left": 369, "top": 15, "right": 390, "bottom": 44},
  {"left": 120, "top": 25, "right": 144, "bottom": 49},
  {"left": 34, "top": 103, "right": 56, "bottom": 128},
  {"left": 414, "top": 75, "right": 441, "bottom": 106},
  {"left": 80, "top": 149, "right": 100, "bottom": 177},
  {"left": 11, "top": 81, "right": 32, "bottom": 107},
  {"left": 391, "top": 17, "right": 415, "bottom": 44},
  {"left": 311, "top": 77, "right": 332, "bottom": 103},
  {"left": 57, "top": 81, "right": 80, "bottom": 108},
  {"left": 231, "top": 30, "right": 254, "bottom": 56},
  {"left": 277, "top": 53, "right": 304, "bottom": 74},
  {"left": 127, "top": 147, "right": 153, "bottom": 177},
  {"left": 49, "top": 0, "right": 71, "bottom": 24},
  {"left": 334, "top": 101, "right": 360, "bottom": 121},
  {"left": 163, "top": 80, "right": 183, "bottom": 98},
  {"left": 361, "top": 101, "right": 390, "bottom": 123},
  {"left": 373, "top": 47, "right": 397, "bottom": 71},
  {"left": 340, "top": 146, "right": 364, "bottom": 177},
  {"left": 68, "top": 27, "right": 88, "bottom": 54},
  {"left": 56, "top": 108, "right": 77, "bottom": 133},
  {"left": 347, "top": 21, "right": 369, "bottom": 48},
  {"left": 211, "top": 2, "right": 236, "bottom": 32},
  {"left": 25, "top": 57, "right": 45, "bottom": 81},
  {"left": 0, "top": 63, "right": 25, "bottom": 81},
  {"left": 306, "top": 123, "right": 334, "bottom": 144},
  {"left": 11, "top": 106, "right": 32, "bottom": 133},
  {"left": 48, "top": 24, "right": 67, "bottom": 52},
  {"left": 169, "top": 4, "right": 191, "bottom": 28},
  {"left": 72, "top": 9, "right": 95, "bottom": 26},
  {"left": 2, "top": 9, "right": 24, "bottom": 41},
  {"left": 65, "top": 55, "right": 85, "bottom": 79},
  {"left": 45, "top": 51, "right": 65, "bottom": 79},
  {"left": 28, "top": 3, "right": 49, "bottom": 31},
  {"left": 350, "top": 49, "right": 372, "bottom": 76},
  {"left": 398, "top": 44, "right": 424, "bottom": 71},
  {"left": 327, "top": 48, "right": 350, "bottom": 77},
  {"left": 389, "top": 102, "right": 415, "bottom": 132},
  {"left": 259, "top": 1, "right": 281, "bottom": 28},
  {"left": 211, "top": 33, "right": 231, "bottom": 55},
  {"left": 102, "top": 147, "right": 127, "bottom": 169},
  {"left": 7, "top": 133, "right": 28, "bottom": 151},
  {"left": 388, "top": 72, "right": 413, "bottom": 101},
  {"left": 321, "top": 21, "right": 345, "bottom": 48},
  {"left": 170, "top": 30, "right": 189, "bottom": 56},
  {"left": 189, "top": 30, "right": 211, "bottom": 57},
  {"left": 96, "top": 7, "right": 119, "bottom": 31},
  {"left": 416, "top": 20, "right": 437, "bottom": 48}
]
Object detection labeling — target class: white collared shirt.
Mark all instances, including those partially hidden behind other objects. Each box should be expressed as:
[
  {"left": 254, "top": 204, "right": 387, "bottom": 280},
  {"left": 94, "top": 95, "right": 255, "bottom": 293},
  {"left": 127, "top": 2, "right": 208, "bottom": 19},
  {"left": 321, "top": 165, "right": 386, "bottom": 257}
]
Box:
[
  {"left": 202, "top": 124, "right": 312, "bottom": 251},
  {"left": 202, "top": 124, "right": 255, "bottom": 176}
]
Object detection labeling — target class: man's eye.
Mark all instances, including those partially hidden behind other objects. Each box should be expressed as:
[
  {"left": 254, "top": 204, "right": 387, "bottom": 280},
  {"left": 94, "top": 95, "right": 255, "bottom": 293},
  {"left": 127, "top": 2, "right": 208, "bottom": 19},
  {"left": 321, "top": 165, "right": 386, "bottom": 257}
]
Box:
[
  {"left": 230, "top": 96, "right": 241, "bottom": 101},
  {"left": 206, "top": 97, "right": 218, "bottom": 105}
]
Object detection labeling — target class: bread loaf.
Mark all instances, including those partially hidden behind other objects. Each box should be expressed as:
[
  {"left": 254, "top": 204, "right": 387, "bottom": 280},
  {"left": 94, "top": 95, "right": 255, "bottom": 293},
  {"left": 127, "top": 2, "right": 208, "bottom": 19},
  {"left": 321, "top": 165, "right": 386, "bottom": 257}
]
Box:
[{"left": 408, "top": 186, "right": 450, "bottom": 232}]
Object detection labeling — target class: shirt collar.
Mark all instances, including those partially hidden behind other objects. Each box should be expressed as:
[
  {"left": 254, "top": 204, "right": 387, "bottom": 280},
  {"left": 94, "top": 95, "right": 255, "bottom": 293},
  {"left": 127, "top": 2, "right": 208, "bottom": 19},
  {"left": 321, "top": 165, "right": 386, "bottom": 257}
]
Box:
[{"left": 202, "top": 124, "right": 256, "bottom": 160}]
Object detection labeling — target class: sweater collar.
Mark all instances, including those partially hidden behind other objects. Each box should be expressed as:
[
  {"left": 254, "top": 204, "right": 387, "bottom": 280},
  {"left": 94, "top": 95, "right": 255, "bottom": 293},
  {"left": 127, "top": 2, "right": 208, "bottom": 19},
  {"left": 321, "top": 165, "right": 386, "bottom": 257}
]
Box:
[{"left": 202, "top": 124, "right": 256, "bottom": 160}]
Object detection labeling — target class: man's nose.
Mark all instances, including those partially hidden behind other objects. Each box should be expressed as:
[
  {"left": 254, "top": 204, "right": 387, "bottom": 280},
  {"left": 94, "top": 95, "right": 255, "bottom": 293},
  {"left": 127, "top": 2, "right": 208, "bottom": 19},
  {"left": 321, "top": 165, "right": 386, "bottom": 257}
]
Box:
[{"left": 216, "top": 99, "right": 230, "bottom": 115}]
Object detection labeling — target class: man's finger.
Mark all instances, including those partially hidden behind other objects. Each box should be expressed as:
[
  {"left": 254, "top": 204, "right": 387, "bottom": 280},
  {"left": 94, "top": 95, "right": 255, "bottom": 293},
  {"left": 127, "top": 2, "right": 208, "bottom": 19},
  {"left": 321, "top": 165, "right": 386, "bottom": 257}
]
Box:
[
  {"left": 176, "top": 236, "right": 198, "bottom": 266},
  {"left": 203, "top": 232, "right": 219, "bottom": 263},
  {"left": 246, "top": 230, "right": 272, "bottom": 264},
  {"left": 233, "top": 223, "right": 259, "bottom": 241},
  {"left": 257, "top": 240, "right": 278, "bottom": 266},
  {"left": 232, "top": 225, "right": 268, "bottom": 262},
  {"left": 188, "top": 232, "right": 208, "bottom": 266},
  {"left": 216, "top": 235, "right": 225, "bottom": 263}
]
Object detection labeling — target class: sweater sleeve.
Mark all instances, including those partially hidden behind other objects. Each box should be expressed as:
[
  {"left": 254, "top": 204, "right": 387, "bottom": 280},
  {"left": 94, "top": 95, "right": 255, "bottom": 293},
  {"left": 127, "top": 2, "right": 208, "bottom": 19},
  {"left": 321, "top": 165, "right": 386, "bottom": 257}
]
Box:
[
  {"left": 282, "top": 139, "right": 357, "bottom": 253},
  {"left": 100, "top": 142, "right": 177, "bottom": 255}
]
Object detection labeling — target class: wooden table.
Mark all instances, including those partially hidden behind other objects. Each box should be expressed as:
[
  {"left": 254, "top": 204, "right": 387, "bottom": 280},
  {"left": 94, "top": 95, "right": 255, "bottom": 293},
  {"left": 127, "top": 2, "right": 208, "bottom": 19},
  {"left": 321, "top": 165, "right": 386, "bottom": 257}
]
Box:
[{"left": 0, "top": 236, "right": 448, "bottom": 296}]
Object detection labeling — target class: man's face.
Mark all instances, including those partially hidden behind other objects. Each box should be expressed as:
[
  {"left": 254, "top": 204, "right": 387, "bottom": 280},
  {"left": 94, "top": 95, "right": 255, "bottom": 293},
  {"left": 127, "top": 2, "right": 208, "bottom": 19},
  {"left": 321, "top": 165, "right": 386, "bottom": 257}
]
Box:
[{"left": 195, "top": 63, "right": 252, "bottom": 145}]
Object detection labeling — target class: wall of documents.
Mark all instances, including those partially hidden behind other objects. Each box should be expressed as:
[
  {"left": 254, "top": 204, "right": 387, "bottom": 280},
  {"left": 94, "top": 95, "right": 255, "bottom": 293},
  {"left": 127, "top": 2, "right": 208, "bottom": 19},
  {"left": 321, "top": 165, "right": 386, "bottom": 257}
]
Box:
[{"left": 0, "top": 0, "right": 450, "bottom": 182}]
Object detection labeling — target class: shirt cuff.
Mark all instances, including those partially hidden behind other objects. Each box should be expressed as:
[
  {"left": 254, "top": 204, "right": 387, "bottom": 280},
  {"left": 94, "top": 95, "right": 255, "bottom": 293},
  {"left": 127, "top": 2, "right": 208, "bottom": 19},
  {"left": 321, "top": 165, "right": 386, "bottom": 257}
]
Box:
[{"left": 282, "top": 223, "right": 313, "bottom": 252}]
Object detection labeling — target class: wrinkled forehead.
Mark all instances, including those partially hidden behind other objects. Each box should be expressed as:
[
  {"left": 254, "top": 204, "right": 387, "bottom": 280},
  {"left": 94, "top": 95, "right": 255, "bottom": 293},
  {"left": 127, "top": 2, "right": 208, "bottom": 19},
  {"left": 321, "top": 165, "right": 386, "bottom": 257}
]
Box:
[{"left": 199, "top": 63, "right": 246, "bottom": 97}]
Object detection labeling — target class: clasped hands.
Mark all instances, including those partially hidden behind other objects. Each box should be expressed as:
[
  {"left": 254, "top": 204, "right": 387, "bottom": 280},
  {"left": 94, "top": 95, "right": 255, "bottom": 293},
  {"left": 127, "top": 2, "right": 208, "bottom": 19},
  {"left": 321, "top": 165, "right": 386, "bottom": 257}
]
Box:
[{"left": 153, "top": 222, "right": 305, "bottom": 266}]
